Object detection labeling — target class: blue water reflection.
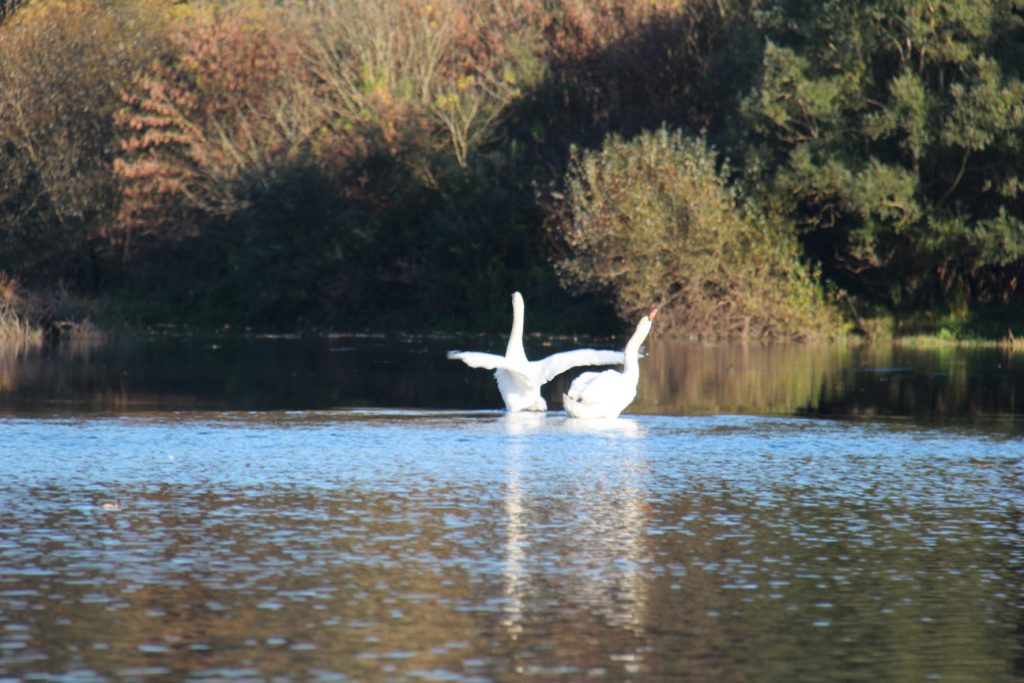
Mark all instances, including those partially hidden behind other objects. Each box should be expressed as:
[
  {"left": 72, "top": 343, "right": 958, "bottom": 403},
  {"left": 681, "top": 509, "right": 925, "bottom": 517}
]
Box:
[{"left": 1, "top": 410, "right": 1021, "bottom": 681}]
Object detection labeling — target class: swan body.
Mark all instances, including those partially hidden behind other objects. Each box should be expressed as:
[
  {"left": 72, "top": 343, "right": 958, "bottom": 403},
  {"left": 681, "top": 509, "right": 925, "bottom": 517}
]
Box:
[
  {"left": 563, "top": 309, "right": 657, "bottom": 419},
  {"left": 447, "top": 292, "right": 626, "bottom": 412}
]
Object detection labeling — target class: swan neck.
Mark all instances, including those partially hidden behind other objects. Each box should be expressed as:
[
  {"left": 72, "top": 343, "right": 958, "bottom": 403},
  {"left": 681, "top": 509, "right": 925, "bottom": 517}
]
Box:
[
  {"left": 506, "top": 297, "right": 525, "bottom": 357},
  {"left": 622, "top": 321, "right": 650, "bottom": 373},
  {"left": 623, "top": 345, "right": 641, "bottom": 374}
]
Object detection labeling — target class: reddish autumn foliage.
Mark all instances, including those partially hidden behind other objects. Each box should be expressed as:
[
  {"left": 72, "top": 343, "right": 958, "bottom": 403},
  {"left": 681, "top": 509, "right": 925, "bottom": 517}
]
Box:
[
  {"left": 2, "top": 0, "right": 787, "bottom": 333},
  {"left": 114, "top": 5, "right": 316, "bottom": 237}
]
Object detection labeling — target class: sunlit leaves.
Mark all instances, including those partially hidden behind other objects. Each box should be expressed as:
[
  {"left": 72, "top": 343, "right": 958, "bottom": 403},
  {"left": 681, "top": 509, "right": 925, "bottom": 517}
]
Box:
[
  {"left": 941, "top": 56, "right": 1024, "bottom": 151},
  {"left": 114, "top": 3, "right": 317, "bottom": 237},
  {"left": 548, "top": 128, "right": 846, "bottom": 340}
]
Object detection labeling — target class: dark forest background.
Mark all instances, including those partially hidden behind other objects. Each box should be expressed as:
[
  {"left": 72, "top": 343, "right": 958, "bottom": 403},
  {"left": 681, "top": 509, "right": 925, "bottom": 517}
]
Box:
[{"left": 2, "top": 0, "right": 1024, "bottom": 340}]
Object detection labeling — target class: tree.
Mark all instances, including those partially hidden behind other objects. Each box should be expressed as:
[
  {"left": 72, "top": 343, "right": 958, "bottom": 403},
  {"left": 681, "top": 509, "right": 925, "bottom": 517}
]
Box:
[
  {"left": 114, "top": 4, "right": 319, "bottom": 248},
  {"left": 547, "top": 128, "right": 846, "bottom": 340},
  {"left": 741, "top": 0, "right": 1024, "bottom": 312},
  {"left": 0, "top": 0, "right": 157, "bottom": 287}
]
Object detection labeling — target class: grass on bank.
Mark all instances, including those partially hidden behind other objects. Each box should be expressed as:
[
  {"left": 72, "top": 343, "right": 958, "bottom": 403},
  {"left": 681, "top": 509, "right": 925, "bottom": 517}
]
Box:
[
  {"left": 0, "top": 272, "right": 42, "bottom": 351},
  {"left": 0, "top": 306, "right": 42, "bottom": 349},
  {"left": 852, "top": 301, "right": 1024, "bottom": 350},
  {"left": 4, "top": 266, "right": 1022, "bottom": 350},
  {"left": 0, "top": 273, "right": 109, "bottom": 351}
]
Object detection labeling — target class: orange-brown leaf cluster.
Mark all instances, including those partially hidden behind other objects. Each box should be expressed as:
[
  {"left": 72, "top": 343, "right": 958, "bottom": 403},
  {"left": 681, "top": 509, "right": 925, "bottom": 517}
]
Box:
[
  {"left": 114, "top": 0, "right": 552, "bottom": 226},
  {"left": 114, "top": 5, "right": 318, "bottom": 233}
]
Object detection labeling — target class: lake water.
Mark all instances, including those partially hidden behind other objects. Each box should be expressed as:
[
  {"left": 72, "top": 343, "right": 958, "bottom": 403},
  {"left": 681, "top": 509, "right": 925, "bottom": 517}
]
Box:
[{"left": 1, "top": 334, "right": 1022, "bottom": 681}]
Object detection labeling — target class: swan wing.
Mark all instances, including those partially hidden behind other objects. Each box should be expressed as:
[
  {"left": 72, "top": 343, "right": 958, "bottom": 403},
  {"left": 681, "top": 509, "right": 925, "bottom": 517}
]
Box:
[
  {"left": 534, "top": 349, "right": 625, "bottom": 384},
  {"left": 567, "top": 369, "right": 627, "bottom": 404},
  {"left": 566, "top": 370, "right": 605, "bottom": 400},
  {"left": 447, "top": 351, "right": 532, "bottom": 381}
]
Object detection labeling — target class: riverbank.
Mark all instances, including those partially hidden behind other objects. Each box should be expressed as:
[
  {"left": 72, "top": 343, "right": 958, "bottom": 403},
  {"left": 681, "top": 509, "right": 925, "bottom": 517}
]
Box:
[{"left": 4, "top": 287, "right": 1023, "bottom": 352}]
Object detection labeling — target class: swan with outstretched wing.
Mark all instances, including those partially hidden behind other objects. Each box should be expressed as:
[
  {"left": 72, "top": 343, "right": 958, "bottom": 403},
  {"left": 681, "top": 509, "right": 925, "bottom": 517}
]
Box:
[{"left": 447, "top": 292, "right": 625, "bottom": 412}]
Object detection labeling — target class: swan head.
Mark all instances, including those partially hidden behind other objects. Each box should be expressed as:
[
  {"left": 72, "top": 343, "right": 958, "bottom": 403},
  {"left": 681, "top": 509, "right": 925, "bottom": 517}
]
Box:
[
  {"left": 637, "top": 308, "right": 657, "bottom": 333},
  {"left": 512, "top": 291, "right": 524, "bottom": 313},
  {"left": 626, "top": 307, "right": 657, "bottom": 354}
]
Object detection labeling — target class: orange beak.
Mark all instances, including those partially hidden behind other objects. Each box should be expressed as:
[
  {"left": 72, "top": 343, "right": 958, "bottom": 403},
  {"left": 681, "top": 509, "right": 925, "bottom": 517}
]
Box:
[{"left": 648, "top": 308, "right": 658, "bottom": 320}]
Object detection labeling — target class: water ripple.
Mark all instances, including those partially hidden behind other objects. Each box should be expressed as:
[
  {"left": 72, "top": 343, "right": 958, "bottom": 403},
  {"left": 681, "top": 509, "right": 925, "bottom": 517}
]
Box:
[{"left": 0, "top": 412, "right": 1021, "bottom": 681}]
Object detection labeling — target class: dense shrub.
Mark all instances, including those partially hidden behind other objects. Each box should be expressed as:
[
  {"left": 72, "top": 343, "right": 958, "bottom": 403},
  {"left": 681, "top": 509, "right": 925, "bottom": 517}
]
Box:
[
  {"left": 108, "top": 0, "right": 556, "bottom": 329},
  {"left": 547, "top": 128, "right": 847, "bottom": 340},
  {"left": 2, "top": 0, "right": 753, "bottom": 334},
  {"left": 114, "top": 4, "right": 318, "bottom": 242},
  {"left": 306, "top": 0, "right": 545, "bottom": 170},
  {"left": 740, "top": 0, "right": 1024, "bottom": 312}
]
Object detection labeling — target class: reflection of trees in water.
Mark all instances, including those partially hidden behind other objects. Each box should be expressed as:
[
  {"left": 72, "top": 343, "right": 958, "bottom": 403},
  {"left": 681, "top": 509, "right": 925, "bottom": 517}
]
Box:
[
  {"left": 0, "top": 344, "right": 23, "bottom": 392},
  {"left": 3, "top": 336, "right": 1024, "bottom": 417},
  {"left": 0, "top": 336, "right": 502, "bottom": 412},
  {"left": 634, "top": 340, "right": 853, "bottom": 415},
  {"left": 0, "top": 337, "right": 157, "bottom": 412},
  {"left": 634, "top": 340, "right": 1024, "bottom": 419},
  {"left": 642, "top": 475, "right": 1022, "bottom": 680},
  {"left": 836, "top": 344, "right": 1024, "bottom": 418},
  {"left": 0, "top": 334, "right": 103, "bottom": 395},
  {"left": 3, "top": 439, "right": 1020, "bottom": 680}
]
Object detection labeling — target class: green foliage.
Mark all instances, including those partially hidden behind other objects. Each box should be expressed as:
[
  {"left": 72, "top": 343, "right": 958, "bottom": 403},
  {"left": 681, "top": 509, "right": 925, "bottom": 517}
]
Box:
[
  {"left": 5, "top": 0, "right": 1024, "bottom": 338},
  {"left": 547, "top": 128, "right": 847, "bottom": 340},
  {"left": 741, "top": 0, "right": 1024, "bottom": 312}
]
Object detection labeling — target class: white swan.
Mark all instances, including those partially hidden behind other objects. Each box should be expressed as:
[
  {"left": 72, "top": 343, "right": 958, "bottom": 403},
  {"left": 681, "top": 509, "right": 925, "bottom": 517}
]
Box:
[
  {"left": 447, "top": 292, "right": 626, "bottom": 412},
  {"left": 563, "top": 309, "right": 657, "bottom": 419}
]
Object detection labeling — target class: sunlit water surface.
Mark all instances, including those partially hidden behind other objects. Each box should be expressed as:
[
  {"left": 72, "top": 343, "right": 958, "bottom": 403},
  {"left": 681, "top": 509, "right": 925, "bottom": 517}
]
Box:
[{"left": 1, "top": 336, "right": 1022, "bottom": 681}]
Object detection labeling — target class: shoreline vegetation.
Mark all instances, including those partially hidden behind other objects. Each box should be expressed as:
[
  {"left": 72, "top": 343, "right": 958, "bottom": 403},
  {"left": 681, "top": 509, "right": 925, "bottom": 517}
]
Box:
[
  {"left": 0, "top": 273, "right": 106, "bottom": 353},
  {"left": 2, "top": 283, "right": 1021, "bottom": 353},
  {"left": 0, "top": 273, "right": 42, "bottom": 351},
  {"left": 3, "top": 0, "right": 1024, "bottom": 344}
]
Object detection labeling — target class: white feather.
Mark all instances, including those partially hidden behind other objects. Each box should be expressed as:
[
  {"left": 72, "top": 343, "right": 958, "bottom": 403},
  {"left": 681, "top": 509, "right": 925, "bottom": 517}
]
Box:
[
  {"left": 447, "top": 292, "right": 625, "bottom": 412},
  {"left": 563, "top": 311, "right": 655, "bottom": 419}
]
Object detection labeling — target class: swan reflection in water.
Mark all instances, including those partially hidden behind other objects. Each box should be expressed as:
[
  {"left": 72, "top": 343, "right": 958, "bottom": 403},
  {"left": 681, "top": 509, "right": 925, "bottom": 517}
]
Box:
[
  {"left": 498, "top": 412, "right": 650, "bottom": 641},
  {"left": 558, "top": 416, "right": 642, "bottom": 437}
]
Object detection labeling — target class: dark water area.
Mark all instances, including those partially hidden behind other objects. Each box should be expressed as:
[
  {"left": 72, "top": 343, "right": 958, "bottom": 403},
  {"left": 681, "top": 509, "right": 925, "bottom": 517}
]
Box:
[
  {"left": 2, "top": 334, "right": 1024, "bottom": 425},
  {"left": 1, "top": 335, "right": 1022, "bottom": 681}
]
